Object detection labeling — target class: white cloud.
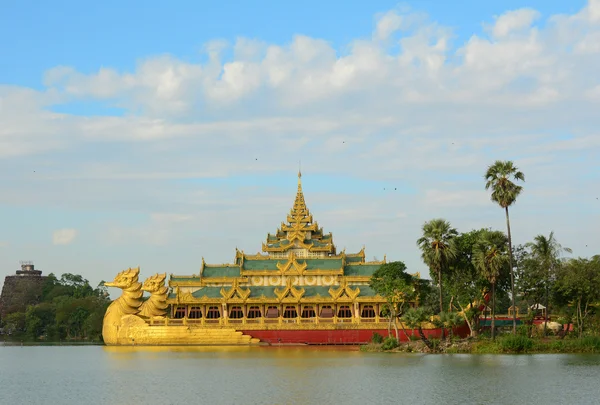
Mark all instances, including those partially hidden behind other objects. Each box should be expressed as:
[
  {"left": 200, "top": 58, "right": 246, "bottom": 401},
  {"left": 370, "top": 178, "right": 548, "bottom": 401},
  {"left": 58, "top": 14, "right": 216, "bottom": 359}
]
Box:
[
  {"left": 491, "top": 9, "right": 541, "bottom": 38},
  {"left": 374, "top": 10, "right": 405, "bottom": 41},
  {"left": 52, "top": 229, "right": 78, "bottom": 245},
  {"left": 1, "top": 1, "right": 600, "bottom": 286}
]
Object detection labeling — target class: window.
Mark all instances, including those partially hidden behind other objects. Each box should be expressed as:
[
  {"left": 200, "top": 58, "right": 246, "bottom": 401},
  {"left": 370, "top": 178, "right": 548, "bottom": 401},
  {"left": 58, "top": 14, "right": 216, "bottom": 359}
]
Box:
[
  {"left": 301, "top": 306, "right": 316, "bottom": 318},
  {"left": 174, "top": 306, "right": 186, "bottom": 319},
  {"left": 320, "top": 305, "right": 334, "bottom": 318},
  {"left": 206, "top": 306, "right": 221, "bottom": 319},
  {"left": 283, "top": 306, "right": 298, "bottom": 319},
  {"left": 229, "top": 306, "right": 244, "bottom": 319},
  {"left": 265, "top": 306, "right": 279, "bottom": 318},
  {"left": 189, "top": 306, "right": 202, "bottom": 319},
  {"left": 337, "top": 305, "right": 352, "bottom": 318},
  {"left": 247, "top": 306, "right": 262, "bottom": 319},
  {"left": 361, "top": 305, "right": 376, "bottom": 318}
]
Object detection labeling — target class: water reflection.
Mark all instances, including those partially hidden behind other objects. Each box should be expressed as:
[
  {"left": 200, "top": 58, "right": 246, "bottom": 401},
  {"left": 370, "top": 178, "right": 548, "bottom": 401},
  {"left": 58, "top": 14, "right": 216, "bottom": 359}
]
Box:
[{"left": 1, "top": 347, "right": 600, "bottom": 405}]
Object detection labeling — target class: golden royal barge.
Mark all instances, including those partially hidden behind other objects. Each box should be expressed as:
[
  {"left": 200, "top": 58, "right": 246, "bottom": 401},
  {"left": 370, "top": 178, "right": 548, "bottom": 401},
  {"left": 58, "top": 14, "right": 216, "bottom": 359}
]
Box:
[{"left": 102, "top": 173, "right": 462, "bottom": 345}]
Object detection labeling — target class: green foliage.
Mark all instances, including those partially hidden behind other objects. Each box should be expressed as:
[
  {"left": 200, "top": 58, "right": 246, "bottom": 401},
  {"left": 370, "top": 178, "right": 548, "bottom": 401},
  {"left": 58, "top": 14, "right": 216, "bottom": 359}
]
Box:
[
  {"left": 439, "top": 311, "right": 464, "bottom": 329},
  {"left": 417, "top": 218, "right": 458, "bottom": 312},
  {"left": 484, "top": 160, "right": 525, "bottom": 209},
  {"left": 371, "top": 332, "right": 384, "bottom": 344},
  {"left": 370, "top": 261, "right": 417, "bottom": 322},
  {"left": 2, "top": 311, "right": 26, "bottom": 334},
  {"left": 499, "top": 335, "right": 534, "bottom": 353},
  {"left": 554, "top": 257, "right": 600, "bottom": 337},
  {"left": 1, "top": 272, "right": 110, "bottom": 342},
  {"left": 402, "top": 307, "right": 430, "bottom": 331},
  {"left": 381, "top": 336, "right": 399, "bottom": 350},
  {"left": 369, "top": 261, "right": 414, "bottom": 304}
]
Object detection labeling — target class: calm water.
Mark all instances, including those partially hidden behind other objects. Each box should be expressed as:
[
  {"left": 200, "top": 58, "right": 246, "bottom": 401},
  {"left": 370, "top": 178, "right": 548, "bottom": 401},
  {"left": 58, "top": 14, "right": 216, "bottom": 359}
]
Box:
[{"left": 1, "top": 345, "right": 599, "bottom": 405}]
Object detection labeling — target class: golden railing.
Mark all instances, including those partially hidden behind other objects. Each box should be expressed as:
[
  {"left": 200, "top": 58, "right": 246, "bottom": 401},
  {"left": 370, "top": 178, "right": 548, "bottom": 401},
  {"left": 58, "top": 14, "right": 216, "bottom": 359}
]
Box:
[{"left": 148, "top": 316, "right": 389, "bottom": 328}]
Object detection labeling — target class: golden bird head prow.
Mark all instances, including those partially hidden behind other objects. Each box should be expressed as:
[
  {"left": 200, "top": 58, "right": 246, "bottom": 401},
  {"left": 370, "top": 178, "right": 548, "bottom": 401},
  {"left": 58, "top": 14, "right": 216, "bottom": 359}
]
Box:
[
  {"left": 104, "top": 267, "right": 140, "bottom": 289},
  {"left": 142, "top": 273, "right": 167, "bottom": 293}
]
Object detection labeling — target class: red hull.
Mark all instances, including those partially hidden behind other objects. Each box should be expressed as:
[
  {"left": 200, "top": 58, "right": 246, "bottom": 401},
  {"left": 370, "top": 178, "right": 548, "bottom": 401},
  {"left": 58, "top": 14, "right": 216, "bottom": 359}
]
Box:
[{"left": 242, "top": 324, "right": 470, "bottom": 345}]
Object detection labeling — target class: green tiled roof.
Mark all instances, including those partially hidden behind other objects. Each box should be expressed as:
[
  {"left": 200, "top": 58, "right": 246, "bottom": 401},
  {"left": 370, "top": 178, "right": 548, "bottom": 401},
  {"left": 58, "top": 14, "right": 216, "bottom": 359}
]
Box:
[
  {"left": 344, "top": 264, "right": 380, "bottom": 276},
  {"left": 243, "top": 260, "right": 280, "bottom": 271},
  {"left": 170, "top": 276, "right": 201, "bottom": 282},
  {"left": 302, "top": 286, "right": 331, "bottom": 297},
  {"left": 248, "top": 286, "right": 277, "bottom": 298},
  {"left": 304, "top": 258, "right": 343, "bottom": 270},
  {"left": 346, "top": 256, "right": 363, "bottom": 263},
  {"left": 266, "top": 239, "right": 291, "bottom": 248},
  {"left": 353, "top": 285, "right": 377, "bottom": 297},
  {"left": 192, "top": 287, "right": 223, "bottom": 298},
  {"left": 202, "top": 266, "right": 241, "bottom": 277},
  {"left": 308, "top": 239, "right": 330, "bottom": 247}
]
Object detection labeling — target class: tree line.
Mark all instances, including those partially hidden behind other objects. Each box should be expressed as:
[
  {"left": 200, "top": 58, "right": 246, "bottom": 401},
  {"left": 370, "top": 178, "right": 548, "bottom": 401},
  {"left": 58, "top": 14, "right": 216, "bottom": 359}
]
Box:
[
  {"left": 370, "top": 160, "right": 600, "bottom": 345},
  {"left": 0, "top": 273, "right": 110, "bottom": 342}
]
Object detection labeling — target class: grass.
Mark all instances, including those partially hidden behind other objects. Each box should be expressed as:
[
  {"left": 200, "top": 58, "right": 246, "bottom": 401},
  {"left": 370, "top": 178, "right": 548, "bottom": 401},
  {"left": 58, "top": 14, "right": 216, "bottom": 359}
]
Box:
[{"left": 361, "top": 334, "right": 600, "bottom": 354}]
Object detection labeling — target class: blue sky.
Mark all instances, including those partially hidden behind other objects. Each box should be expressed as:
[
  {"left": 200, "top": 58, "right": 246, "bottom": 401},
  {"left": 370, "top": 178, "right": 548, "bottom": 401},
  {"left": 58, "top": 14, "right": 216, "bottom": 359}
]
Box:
[
  {"left": 0, "top": 0, "right": 586, "bottom": 88},
  {"left": 0, "top": 0, "right": 599, "bottom": 289}
]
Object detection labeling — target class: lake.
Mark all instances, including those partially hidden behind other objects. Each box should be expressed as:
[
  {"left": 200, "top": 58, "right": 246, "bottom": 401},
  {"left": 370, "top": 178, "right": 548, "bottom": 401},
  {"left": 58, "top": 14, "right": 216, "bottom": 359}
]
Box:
[{"left": 1, "top": 345, "right": 599, "bottom": 404}]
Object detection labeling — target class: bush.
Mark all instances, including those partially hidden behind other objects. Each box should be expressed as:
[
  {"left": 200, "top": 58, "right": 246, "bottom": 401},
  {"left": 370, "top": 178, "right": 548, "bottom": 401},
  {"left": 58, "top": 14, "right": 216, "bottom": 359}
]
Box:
[
  {"left": 371, "top": 332, "right": 384, "bottom": 344},
  {"left": 381, "top": 337, "right": 399, "bottom": 350},
  {"left": 577, "top": 336, "right": 600, "bottom": 351},
  {"left": 499, "top": 335, "right": 534, "bottom": 353}
]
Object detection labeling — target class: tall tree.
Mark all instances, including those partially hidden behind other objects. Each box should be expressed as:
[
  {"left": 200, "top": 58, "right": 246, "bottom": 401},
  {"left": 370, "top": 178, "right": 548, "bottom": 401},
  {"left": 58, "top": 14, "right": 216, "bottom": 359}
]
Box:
[
  {"left": 526, "top": 232, "right": 572, "bottom": 335},
  {"left": 473, "top": 230, "right": 509, "bottom": 340},
  {"left": 417, "top": 218, "right": 458, "bottom": 313},
  {"left": 446, "top": 229, "right": 493, "bottom": 337},
  {"left": 369, "top": 261, "right": 416, "bottom": 340},
  {"left": 554, "top": 257, "right": 600, "bottom": 338},
  {"left": 485, "top": 160, "right": 525, "bottom": 334}
]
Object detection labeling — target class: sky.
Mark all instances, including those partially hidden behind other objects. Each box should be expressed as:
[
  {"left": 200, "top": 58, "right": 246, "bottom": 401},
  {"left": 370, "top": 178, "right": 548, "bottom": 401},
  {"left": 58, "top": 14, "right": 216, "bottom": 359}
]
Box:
[{"left": 0, "top": 0, "right": 599, "bottom": 290}]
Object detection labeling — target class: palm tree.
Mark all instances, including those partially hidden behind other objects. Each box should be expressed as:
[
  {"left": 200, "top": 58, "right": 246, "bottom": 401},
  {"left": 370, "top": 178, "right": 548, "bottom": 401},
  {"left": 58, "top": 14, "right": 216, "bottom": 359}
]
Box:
[
  {"left": 527, "top": 232, "right": 572, "bottom": 335},
  {"left": 439, "top": 311, "right": 465, "bottom": 340},
  {"left": 402, "top": 307, "right": 434, "bottom": 350},
  {"left": 485, "top": 160, "right": 525, "bottom": 334},
  {"left": 473, "top": 231, "right": 509, "bottom": 340},
  {"left": 417, "top": 219, "right": 458, "bottom": 314}
]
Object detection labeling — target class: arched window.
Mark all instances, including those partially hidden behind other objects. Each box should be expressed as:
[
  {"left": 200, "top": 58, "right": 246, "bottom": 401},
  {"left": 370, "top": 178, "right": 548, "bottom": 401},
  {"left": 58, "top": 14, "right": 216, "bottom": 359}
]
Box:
[
  {"left": 229, "top": 306, "right": 244, "bottom": 319},
  {"left": 189, "top": 306, "right": 202, "bottom": 319},
  {"left": 301, "top": 306, "right": 316, "bottom": 318},
  {"left": 320, "top": 305, "right": 334, "bottom": 318},
  {"left": 283, "top": 306, "right": 298, "bottom": 319},
  {"left": 361, "top": 305, "right": 376, "bottom": 318},
  {"left": 337, "top": 305, "right": 352, "bottom": 318},
  {"left": 247, "top": 306, "right": 262, "bottom": 319},
  {"left": 206, "top": 306, "right": 221, "bottom": 319},
  {"left": 265, "top": 306, "right": 279, "bottom": 318},
  {"left": 173, "top": 306, "right": 186, "bottom": 319}
]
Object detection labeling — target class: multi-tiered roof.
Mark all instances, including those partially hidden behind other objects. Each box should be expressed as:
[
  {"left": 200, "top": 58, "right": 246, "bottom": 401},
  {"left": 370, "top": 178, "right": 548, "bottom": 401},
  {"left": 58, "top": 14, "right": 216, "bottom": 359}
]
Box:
[
  {"left": 262, "top": 172, "right": 336, "bottom": 256},
  {"left": 168, "top": 173, "right": 386, "bottom": 301}
]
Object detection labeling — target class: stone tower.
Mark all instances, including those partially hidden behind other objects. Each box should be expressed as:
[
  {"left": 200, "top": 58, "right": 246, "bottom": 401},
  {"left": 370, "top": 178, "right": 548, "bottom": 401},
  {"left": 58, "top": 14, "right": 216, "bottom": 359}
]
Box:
[{"left": 0, "top": 262, "right": 48, "bottom": 321}]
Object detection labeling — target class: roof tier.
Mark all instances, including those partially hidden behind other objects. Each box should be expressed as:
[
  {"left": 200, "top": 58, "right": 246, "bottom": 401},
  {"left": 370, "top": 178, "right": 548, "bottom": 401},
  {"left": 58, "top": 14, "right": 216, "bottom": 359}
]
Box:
[{"left": 262, "top": 171, "right": 336, "bottom": 254}]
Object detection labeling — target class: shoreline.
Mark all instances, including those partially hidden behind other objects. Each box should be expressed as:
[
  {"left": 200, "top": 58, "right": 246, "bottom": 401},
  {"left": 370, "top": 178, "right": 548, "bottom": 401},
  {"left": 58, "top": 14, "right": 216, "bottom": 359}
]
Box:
[
  {"left": 3, "top": 336, "right": 600, "bottom": 354},
  {"left": 360, "top": 335, "right": 600, "bottom": 355}
]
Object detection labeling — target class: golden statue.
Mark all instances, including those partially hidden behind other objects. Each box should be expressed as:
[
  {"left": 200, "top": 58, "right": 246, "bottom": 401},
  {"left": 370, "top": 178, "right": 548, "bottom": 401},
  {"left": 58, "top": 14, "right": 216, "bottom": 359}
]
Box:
[
  {"left": 102, "top": 267, "right": 143, "bottom": 345},
  {"left": 139, "top": 272, "right": 168, "bottom": 318}
]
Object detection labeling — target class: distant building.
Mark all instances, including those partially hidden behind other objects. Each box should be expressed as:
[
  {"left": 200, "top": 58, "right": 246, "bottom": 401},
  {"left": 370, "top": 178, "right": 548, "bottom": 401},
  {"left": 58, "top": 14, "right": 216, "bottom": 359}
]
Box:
[{"left": 0, "top": 262, "right": 48, "bottom": 321}]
